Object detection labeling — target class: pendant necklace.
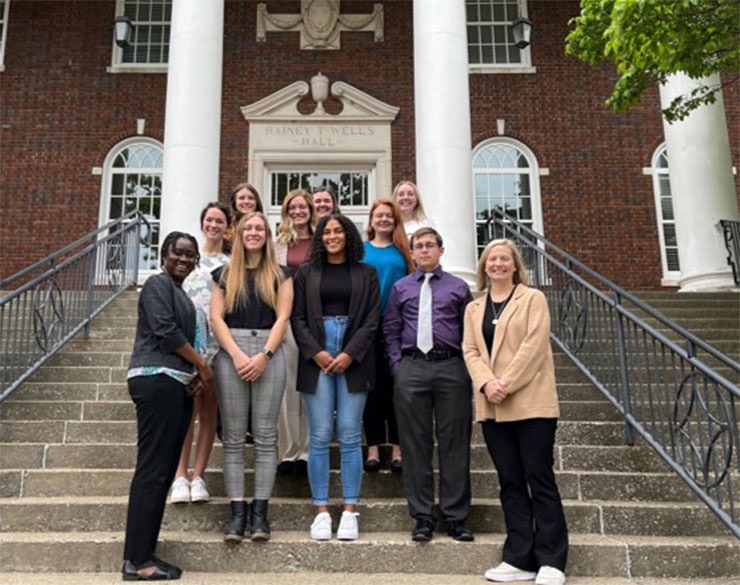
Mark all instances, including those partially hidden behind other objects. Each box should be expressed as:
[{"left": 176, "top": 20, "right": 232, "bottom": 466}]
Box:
[{"left": 489, "top": 286, "right": 516, "bottom": 325}]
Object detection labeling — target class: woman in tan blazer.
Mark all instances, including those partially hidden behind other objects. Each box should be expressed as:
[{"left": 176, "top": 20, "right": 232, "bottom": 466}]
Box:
[{"left": 463, "top": 239, "right": 568, "bottom": 585}]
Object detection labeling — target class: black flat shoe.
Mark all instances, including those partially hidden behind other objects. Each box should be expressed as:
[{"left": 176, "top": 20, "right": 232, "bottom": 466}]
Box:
[
  {"left": 293, "top": 459, "right": 308, "bottom": 476},
  {"left": 390, "top": 458, "right": 403, "bottom": 473},
  {"left": 363, "top": 458, "right": 381, "bottom": 472},
  {"left": 277, "top": 460, "right": 296, "bottom": 475},
  {"left": 151, "top": 556, "right": 182, "bottom": 578},
  {"left": 122, "top": 560, "right": 180, "bottom": 581}
]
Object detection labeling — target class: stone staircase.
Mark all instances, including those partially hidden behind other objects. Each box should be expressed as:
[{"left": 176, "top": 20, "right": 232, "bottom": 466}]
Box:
[{"left": 1, "top": 290, "right": 739, "bottom": 582}]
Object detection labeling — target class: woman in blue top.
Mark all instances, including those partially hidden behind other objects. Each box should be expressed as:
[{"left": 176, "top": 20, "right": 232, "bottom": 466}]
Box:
[
  {"left": 122, "top": 231, "right": 214, "bottom": 581},
  {"left": 362, "top": 199, "right": 414, "bottom": 472}
]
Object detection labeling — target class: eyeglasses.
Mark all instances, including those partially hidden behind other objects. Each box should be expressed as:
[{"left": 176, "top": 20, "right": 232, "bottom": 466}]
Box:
[{"left": 412, "top": 242, "right": 439, "bottom": 250}]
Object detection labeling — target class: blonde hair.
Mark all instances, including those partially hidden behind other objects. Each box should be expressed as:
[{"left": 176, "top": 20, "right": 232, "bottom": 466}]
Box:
[
  {"left": 392, "top": 180, "right": 427, "bottom": 221},
  {"left": 222, "top": 212, "right": 284, "bottom": 312},
  {"left": 365, "top": 199, "right": 414, "bottom": 273},
  {"left": 276, "top": 189, "right": 317, "bottom": 245},
  {"left": 476, "top": 238, "right": 529, "bottom": 291}
]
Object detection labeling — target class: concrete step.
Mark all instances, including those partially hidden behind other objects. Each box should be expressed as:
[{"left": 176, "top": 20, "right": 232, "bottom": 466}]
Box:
[
  {"left": 0, "top": 496, "right": 731, "bottom": 537},
  {"left": 0, "top": 442, "right": 670, "bottom": 473},
  {"left": 0, "top": 419, "right": 631, "bottom": 446},
  {"left": 3, "top": 574, "right": 737, "bottom": 585},
  {"left": 2, "top": 467, "right": 701, "bottom": 502},
  {"left": 0, "top": 399, "right": 626, "bottom": 423},
  {"left": 0, "top": 531, "right": 737, "bottom": 578}
]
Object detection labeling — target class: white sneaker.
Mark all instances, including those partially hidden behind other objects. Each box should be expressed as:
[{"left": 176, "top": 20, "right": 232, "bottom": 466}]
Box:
[
  {"left": 485, "top": 561, "right": 537, "bottom": 582},
  {"left": 310, "top": 512, "right": 332, "bottom": 541},
  {"left": 190, "top": 477, "right": 210, "bottom": 502},
  {"left": 535, "top": 566, "right": 566, "bottom": 585},
  {"left": 169, "top": 477, "right": 190, "bottom": 504},
  {"left": 336, "top": 511, "right": 359, "bottom": 541}
]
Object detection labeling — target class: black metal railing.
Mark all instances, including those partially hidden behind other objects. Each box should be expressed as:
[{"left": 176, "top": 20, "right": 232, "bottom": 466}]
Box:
[
  {"left": 0, "top": 210, "right": 150, "bottom": 402},
  {"left": 486, "top": 210, "right": 740, "bottom": 538},
  {"left": 721, "top": 219, "right": 740, "bottom": 286}
]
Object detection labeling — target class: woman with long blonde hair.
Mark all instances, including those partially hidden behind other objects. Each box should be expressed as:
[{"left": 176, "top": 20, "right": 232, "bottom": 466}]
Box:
[
  {"left": 392, "top": 180, "right": 432, "bottom": 238},
  {"left": 210, "top": 212, "right": 293, "bottom": 543},
  {"left": 275, "top": 189, "right": 317, "bottom": 477},
  {"left": 362, "top": 199, "right": 413, "bottom": 473}
]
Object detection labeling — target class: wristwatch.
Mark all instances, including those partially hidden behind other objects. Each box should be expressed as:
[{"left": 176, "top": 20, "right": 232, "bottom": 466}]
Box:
[{"left": 261, "top": 348, "right": 274, "bottom": 360}]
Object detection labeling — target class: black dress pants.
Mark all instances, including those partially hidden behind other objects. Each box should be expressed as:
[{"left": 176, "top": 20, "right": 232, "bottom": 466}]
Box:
[
  {"left": 363, "top": 321, "right": 399, "bottom": 446},
  {"left": 124, "top": 374, "right": 193, "bottom": 566},
  {"left": 482, "top": 418, "right": 568, "bottom": 572},
  {"left": 394, "top": 355, "right": 472, "bottom": 523}
]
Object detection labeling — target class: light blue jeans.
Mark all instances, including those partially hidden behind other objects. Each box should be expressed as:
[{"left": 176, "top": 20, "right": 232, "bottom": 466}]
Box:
[{"left": 303, "top": 316, "right": 368, "bottom": 506}]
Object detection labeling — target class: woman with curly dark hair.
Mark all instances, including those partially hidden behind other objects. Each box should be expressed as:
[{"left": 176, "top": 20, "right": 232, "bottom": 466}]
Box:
[{"left": 291, "top": 213, "right": 380, "bottom": 542}]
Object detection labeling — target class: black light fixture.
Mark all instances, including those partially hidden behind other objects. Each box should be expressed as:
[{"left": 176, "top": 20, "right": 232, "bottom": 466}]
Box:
[
  {"left": 510, "top": 17, "right": 532, "bottom": 50},
  {"left": 114, "top": 16, "right": 133, "bottom": 48}
]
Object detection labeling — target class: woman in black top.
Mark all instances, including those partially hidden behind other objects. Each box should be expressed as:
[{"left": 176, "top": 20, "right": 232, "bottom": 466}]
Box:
[
  {"left": 291, "top": 214, "right": 380, "bottom": 542},
  {"left": 122, "top": 231, "right": 214, "bottom": 581},
  {"left": 210, "top": 212, "right": 293, "bottom": 543}
]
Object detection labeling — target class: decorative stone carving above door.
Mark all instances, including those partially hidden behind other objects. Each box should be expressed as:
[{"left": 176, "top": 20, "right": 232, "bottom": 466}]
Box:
[{"left": 256, "top": 0, "right": 384, "bottom": 50}]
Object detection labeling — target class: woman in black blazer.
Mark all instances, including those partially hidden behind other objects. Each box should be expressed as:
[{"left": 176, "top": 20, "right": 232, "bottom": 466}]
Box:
[{"left": 291, "top": 213, "right": 380, "bottom": 542}]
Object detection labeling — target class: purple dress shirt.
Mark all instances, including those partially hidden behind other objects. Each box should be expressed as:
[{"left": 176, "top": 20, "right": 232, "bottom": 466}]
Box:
[{"left": 383, "top": 266, "right": 473, "bottom": 373}]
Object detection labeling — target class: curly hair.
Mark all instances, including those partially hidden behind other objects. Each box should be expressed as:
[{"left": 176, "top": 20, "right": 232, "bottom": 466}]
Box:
[
  {"left": 160, "top": 231, "right": 200, "bottom": 267},
  {"left": 310, "top": 213, "right": 364, "bottom": 267}
]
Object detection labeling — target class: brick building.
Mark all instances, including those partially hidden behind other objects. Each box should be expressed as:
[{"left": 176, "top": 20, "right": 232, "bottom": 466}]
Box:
[{"left": 1, "top": 0, "right": 738, "bottom": 289}]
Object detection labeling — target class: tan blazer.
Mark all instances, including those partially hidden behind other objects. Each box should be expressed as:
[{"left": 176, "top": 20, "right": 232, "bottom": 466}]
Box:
[{"left": 463, "top": 284, "right": 559, "bottom": 423}]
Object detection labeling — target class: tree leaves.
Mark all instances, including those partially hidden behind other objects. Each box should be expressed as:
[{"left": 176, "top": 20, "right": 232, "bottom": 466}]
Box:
[{"left": 566, "top": 0, "right": 740, "bottom": 122}]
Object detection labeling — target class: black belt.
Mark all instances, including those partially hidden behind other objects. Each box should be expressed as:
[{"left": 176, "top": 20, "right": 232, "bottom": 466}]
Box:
[{"left": 402, "top": 348, "right": 462, "bottom": 361}]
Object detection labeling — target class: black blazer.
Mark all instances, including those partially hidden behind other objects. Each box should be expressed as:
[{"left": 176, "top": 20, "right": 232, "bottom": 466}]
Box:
[{"left": 291, "top": 262, "right": 380, "bottom": 394}]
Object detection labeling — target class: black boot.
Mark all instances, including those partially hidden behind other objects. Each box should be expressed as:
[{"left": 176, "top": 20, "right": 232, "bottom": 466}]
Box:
[
  {"left": 250, "top": 499, "right": 271, "bottom": 542},
  {"left": 224, "top": 500, "right": 248, "bottom": 543}
]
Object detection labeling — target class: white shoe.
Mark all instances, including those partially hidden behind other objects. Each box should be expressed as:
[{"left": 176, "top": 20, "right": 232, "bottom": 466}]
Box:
[
  {"left": 310, "top": 512, "right": 332, "bottom": 541},
  {"left": 535, "top": 566, "right": 566, "bottom": 585},
  {"left": 485, "top": 561, "right": 537, "bottom": 582},
  {"left": 190, "top": 477, "right": 210, "bottom": 502},
  {"left": 336, "top": 511, "right": 359, "bottom": 541},
  {"left": 169, "top": 477, "right": 190, "bottom": 504}
]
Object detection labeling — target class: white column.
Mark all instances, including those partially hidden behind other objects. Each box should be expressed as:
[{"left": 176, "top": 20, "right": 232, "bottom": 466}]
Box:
[
  {"left": 413, "top": 0, "right": 476, "bottom": 282},
  {"left": 160, "top": 0, "right": 224, "bottom": 242},
  {"left": 659, "top": 73, "right": 739, "bottom": 291}
]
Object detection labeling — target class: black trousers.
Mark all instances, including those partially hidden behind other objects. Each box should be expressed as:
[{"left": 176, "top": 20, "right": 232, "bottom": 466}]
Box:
[
  {"left": 363, "top": 321, "right": 399, "bottom": 446},
  {"left": 482, "top": 418, "right": 568, "bottom": 572},
  {"left": 393, "top": 355, "right": 472, "bottom": 523},
  {"left": 124, "top": 374, "right": 193, "bottom": 566}
]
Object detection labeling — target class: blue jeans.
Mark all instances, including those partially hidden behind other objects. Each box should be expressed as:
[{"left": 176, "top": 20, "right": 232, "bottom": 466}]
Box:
[{"left": 303, "top": 316, "right": 368, "bottom": 506}]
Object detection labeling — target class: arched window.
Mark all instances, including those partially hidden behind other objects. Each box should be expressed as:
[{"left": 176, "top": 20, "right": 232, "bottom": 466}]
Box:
[
  {"left": 650, "top": 144, "right": 680, "bottom": 282},
  {"left": 99, "top": 138, "right": 163, "bottom": 272},
  {"left": 472, "top": 138, "right": 543, "bottom": 255}
]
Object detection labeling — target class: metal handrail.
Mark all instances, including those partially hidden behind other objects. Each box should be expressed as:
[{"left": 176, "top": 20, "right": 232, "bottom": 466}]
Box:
[
  {"left": 0, "top": 210, "right": 150, "bottom": 402},
  {"left": 720, "top": 219, "right": 740, "bottom": 286},
  {"left": 486, "top": 210, "right": 740, "bottom": 538}
]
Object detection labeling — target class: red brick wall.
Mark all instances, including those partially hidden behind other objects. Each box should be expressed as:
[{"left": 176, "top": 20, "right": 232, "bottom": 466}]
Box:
[{"left": 1, "top": 0, "right": 737, "bottom": 289}]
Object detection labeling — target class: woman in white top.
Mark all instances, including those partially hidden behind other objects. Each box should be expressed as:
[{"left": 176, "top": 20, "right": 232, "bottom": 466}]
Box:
[
  {"left": 170, "top": 202, "right": 232, "bottom": 504},
  {"left": 392, "top": 180, "right": 432, "bottom": 239}
]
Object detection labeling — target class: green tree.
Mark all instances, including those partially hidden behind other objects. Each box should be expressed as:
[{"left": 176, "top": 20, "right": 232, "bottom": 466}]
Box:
[{"left": 565, "top": 0, "right": 740, "bottom": 122}]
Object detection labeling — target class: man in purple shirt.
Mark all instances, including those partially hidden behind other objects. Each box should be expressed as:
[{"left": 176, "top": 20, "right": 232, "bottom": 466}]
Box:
[{"left": 384, "top": 227, "right": 474, "bottom": 543}]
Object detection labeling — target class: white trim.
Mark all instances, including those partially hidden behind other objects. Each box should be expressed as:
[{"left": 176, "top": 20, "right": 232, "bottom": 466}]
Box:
[
  {"left": 99, "top": 137, "right": 164, "bottom": 281},
  {"left": 109, "top": 0, "right": 170, "bottom": 73},
  {"left": 469, "top": 66, "right": 536, "bottom": 75},
  {"left": 472, "top": 135, "right": 545, "bottom": 241},
  {"left": 649, "top": 143, "right": 681, "bottom": 284},
  {"left": 0, "top": 0, "right": 10, "bottom": 72}
]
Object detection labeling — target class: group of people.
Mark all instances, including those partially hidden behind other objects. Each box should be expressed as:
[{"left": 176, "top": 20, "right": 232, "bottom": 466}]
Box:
[{"left": 121, "top": 180, "right": 569, "bottom": 585}]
